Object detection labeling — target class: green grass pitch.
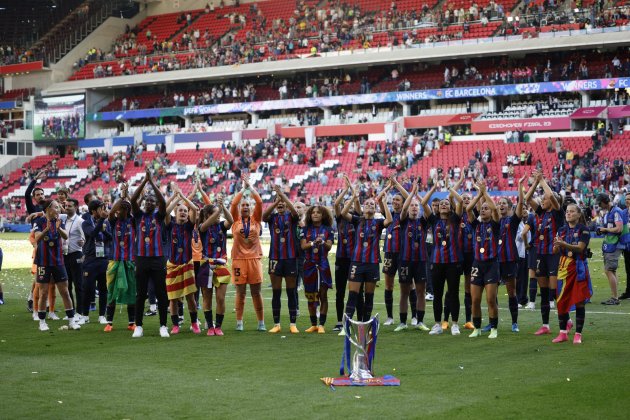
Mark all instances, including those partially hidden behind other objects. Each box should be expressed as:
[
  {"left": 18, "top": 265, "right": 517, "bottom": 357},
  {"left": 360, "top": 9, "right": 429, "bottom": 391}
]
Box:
[{"left": 1, "top": 234, "right": 629, "bottom": 419}]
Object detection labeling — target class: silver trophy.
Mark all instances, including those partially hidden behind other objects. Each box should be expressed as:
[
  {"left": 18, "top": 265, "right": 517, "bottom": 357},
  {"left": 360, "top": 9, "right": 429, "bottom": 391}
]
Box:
[{"left": 343, "top": 314, "right": 380, "bottom": 380}]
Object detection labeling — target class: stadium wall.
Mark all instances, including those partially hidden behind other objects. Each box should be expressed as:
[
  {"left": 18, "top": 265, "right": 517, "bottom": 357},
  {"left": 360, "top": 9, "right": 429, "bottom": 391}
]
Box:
[{"left": 147, "top": 0, "right": 254, "bottom": 17}]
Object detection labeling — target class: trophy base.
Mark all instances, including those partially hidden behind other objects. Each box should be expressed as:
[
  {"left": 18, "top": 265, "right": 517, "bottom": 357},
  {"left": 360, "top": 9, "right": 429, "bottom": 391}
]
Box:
[{"left": 321, "top": 375, "right": 400, "bottom": 387}]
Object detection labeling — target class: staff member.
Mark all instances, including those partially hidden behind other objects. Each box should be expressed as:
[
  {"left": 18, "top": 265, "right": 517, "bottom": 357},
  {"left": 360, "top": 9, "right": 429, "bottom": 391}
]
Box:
[
  {"left": 61, "top": 198, "right": 85, "bottom": 323},
  {"left": 596, "top": 193, "right": 624, "bottom": 305}
]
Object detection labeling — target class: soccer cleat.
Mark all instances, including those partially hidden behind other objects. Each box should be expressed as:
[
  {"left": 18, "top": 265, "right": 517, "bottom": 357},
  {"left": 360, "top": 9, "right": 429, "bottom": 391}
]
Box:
[
  {"left": 451, "top": 324, "right": 460, "bottom": 336},
  {"left": 235, "top": 321, "right": 243, "bottom": 331},
  {"left": 144, "top": 309, "right": 157, "bottom": 316},
  {"left": 81, "top": 315, "right": 90, "bottom": 324},
  {"left": 127, "top": 324, "right": 136, "bottom": 331},
  {"left": 425, "top": 293, "right": 434, "bottom": 301},
  {"left": 104, "top": 324, "right": 113, "bottom": 332},
  {"left": 48, "top": 312, "right": 60, "bottom": 321},
  {"left": 463, "top": 322, "right": 474, "bottom": 330},
  {"left": 488, "top": 328, "right": 498, "bottom": 339},
  {"left": 441, "top": 321, "right": 449, "bottom": 330},
  {"left": 383, "top": 318, "right": 395, "bottom": 326},
  {"left": 305, "top": 326, "right": 319, "bottom": 333},
  {"left": 171, "top": 325, "right": 180, "bottom": 335},
  {"left": 332, "top": 323, "right": 343, "bottom": 332},
  {"left": 317, "top": 326, "right": 326, "bottom": 334},
  {"left": 32, "top": 312, "right": 39, "bottom": 321},
  {"left": 416, "top": 322, "right": 430, "bottom": 331},
  {"left": 39, "top": 321, "right": 50, "bottom": 332},
  {"left": 525, "top": 302, "right": 536, "bottom": 310},
  {"left": 573, "top": 332, "right": 582, "bottom": 344},
  {"left": 289, "top": 324, "right": 300, "bottom": 334},
  {"left": 159, "top": 326, "right": 170, "bottom": 338},
  {"left": 269, "top": 324, "right": 282, "bottom": 334},
  {"left": 191, "top": 323, "right": 201, "bottom": 334},
  {"left": 394, "top": 323, "right": 408, "bottom": 332},
  {"left": 207, "top": 327, "right": 216, "bottom": 336},
  {"left": 534, "top": 325, "right": 551, "bottom": 336},
  {"left": 338, "top": 329, "right": 346, "bottom": 336},
  {"left": 552, "top": 331, "right": 569, "bottom": 343},
  {"left": 481, "top": 324, "right": 492, "bottom": 332},
  {"left": 69, "top": 320, "right": 81, "bottom": 330},
  {"left": 429, "top": 323, "right": 443, "bottom": 335},
  {"left": 411, "top": 317, "right": 418, "bottom": 326},
  {"left": 214, "top": 327, "right": 224, "bottom": 336},
  {"left": 98, "top": 316, "right": 108, "bottom": 325},
  {"left": 132, "top": 326, "right": 144, "bottom": 338},
  {"left": 567, "top": 319, "right": 574, "bottom": 332},
  {"left": 469, "top": 328, "right": 481, "bottom": 338},
  {"left": 257, "top": 322, "right": 266, "bottom": 332},
  {"left": 601, "top": 297, "right": 620, "bottom": 305},
  {"left": 512, "top": 323, "right": 520, "bottom": 333}
]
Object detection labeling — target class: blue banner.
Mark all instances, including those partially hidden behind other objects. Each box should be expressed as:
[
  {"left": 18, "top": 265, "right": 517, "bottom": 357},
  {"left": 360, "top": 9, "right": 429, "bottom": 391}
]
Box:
[{"left": 88, "top": 77, "right": 630, "bottom": 122}]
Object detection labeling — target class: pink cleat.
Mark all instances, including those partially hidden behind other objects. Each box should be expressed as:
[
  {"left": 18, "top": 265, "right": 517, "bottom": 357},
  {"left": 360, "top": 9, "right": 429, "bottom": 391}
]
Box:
[
  {"left": 534, "top": 325, "right": 551, "bottom": 336},
  {"left": 171, "top": 325, "right": 180, "bottom": 335},
  {"left": 206, "top": 327, "right": 215, "bottom": 336},
  {"left": 567, "top": 319, "right": 573, "bottom": 332},
  {"left": 214, "top": 327, "right": 224, "bottom": 336},
  {"left": 573, "top": 333, "right": 582, "bottom": 344},
  {"left": 552, "top": 331, "right": 568, "bottom": 343},
  {"left": 191, "top": 322, "right": 201, "bottom": 334}
]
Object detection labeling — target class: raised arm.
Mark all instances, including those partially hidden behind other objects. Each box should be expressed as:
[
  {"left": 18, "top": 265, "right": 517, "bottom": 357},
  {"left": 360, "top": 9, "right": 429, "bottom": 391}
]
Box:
[
  {"left": 401, "top": 180, "right": 418, "bottom": 221},
  {"left": 178, "top": 192, "right": 199, "bottom": 224},
  {"left": 538, "top": 174, "right": 560, "bottom": 210},
  {"left": 340, "top": 187, "right": 357, "bottom": 222},
  {"left": 515, "top": 175, "right": 526, "bottom": 219},
  {"left": 449, "top": 186, "right": 463, "bottom": 216},
  {"left": 25, "top": 171, "right": 45, "bottom": 214},
  {"left": 421, "top": 183, "right": 436, "bottom": 219},
  {"left": 376, "top": 184, "right": 391, "bottom": 215},
  {"left": 381, "top": 194, "right": 393, "bottom": 227},
  {"left": 334, "top": 185, "right": 350, "bottom": 218},
  {"left": 200, "top": 207, "right": 221, "bottom": 232},
  {"left": 389, "top": 175, "right": 409, "bottom": 199},
  {"left": 145, "top": 168, "right": 167, "bottom": 217},
  {"left": 130, "top": 174, "right": 148, "bottom": 216},
  {"left": 525, "top": 170, "right": 541, "bottom": 211},
  {"left": 196, "top": 179, "right": 212, "bottom": 205},
  {"left": 483, "top": 188, "right": 500, "bottom": 223},
  {"left": 218, "top": 195, "right": 233, "bottom": 229},
  {"left": 243, "top": 174, "right": 263, "bottom": 222},
  {"left": 262, "top": 196, "right": 278, "bottom": 223}
]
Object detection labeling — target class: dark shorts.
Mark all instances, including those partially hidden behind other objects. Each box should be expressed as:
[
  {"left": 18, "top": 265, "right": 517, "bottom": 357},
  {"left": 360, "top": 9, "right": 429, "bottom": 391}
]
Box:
[
  {"left": 382, "top": 252, "right": 400, "bottom": 276},
  {"left": 471, "top": 259, "right": 500, "bottom": 287},
  {"left": 268, "top": 258, "right": 297, "bottom": 277},
  {"left": 399, "top": 261, "right": 426, "bottom": 284},
  {"left": 349, "top": 262, "right": 380, "bottom": 283},
  {"left": 500, "top": 261, "right": 517, "bottom": 279},
  {"left": 462, "top": 252, "right": 474, "bottom": 276},
  {"left": 535, "top": 253, "right": 560, "bottom": 278},
  {"left": 304, "top": 261, "right": 333, "bottom": 291},
  {"left": 36, "top": 265, "right": 68, "bottom": 284},
  {"left": 527, "top": 247, "right": 537, "bottom": 271}
]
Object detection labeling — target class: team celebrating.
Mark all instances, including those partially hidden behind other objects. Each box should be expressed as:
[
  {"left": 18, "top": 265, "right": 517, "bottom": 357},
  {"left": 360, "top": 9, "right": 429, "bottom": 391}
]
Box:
[{"left": 23, "top": 164, "right": 628, "bottom": 344}]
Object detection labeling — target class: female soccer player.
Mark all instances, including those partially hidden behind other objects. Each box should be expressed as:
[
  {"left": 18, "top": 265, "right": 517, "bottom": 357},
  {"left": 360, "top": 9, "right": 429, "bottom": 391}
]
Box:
[
  {"left": 551, "top": 204, "right": 591, "bottom": 344},
  {"left": 263, "top": 184, "right": 300, "bottom": 334},
  {"left": 198, "top": 195, "right": 233, "bottom": 336},
  {"left": 33, "top": 199, "right": 80, "bottom": 331},
  {"left": 395, "top": 179, "right": 430, "bottom": 331},
  {"left": 421, "top": 181, "right": 464, "bottom": 336},
  {"left": 459, "top": 191, "right": 475, "bottom": 330},
  {"left": 165, "top": 192, "right": 199, "bottom": 335},
  {"left": 230, "top": 174, "right": 265, "bottom": 332},
  {"left": 465, "top": 181, "right": 501, "bottom": 338},
  {"left": 104, "top": 185, "right": 136, "bottom": 332},
  {"left": 340, "top": 186, "right": 392, "bottom": 326},
  {"left": 300, "top": 205, "right": 335, "bottom": 333},
  {"left": 525, "top": 170, "right": 564, "bottom": 336}
]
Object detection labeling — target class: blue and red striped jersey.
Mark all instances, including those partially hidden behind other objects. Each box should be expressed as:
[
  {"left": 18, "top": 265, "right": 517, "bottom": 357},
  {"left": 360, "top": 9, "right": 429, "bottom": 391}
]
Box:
[
  {"left": 350, "top": 215, "right": 385, "bottom": 263},
  {"left": 384, "top": 211, "right": 401, "bottom": 253},
  {"left": 557, "top": 223, "right": 590, "bottom": 259},
  {"left": 499, "top": 214, "right": 521, "bottom": 262},
  {"left": 33, "top": 217, "right": 65, "bottom": 266},
  {"left": 301, "top": 224, "right": 334, "bottom": 264},
  {"left": 201, "top": 221, "right": 229, "bottom": 259},
  {"left": 399, "top": 217, "right": 428, "bottom": 262},
  {"left": 111, "top": 216, "right": 135, "bottom": 262},
  {"left": 460, "top": 210, "right": 476, "bottom": 254},
  {"left": 335, "top": 215, "right": 356, "bottom": 259},
  {"left": 268, "top": 212, "right": 299, "bottom": 260},
  {"left": 471, "top": 219, "right": 500, "bottom": 261},
  {"left": 427, "top": 213, "right": 462, "bottom": 264},
  {"left": 169, "top": 221, "right": 194, "bottom": 265},
  {"left": 134, "top": 211, "right": 167, "bottom": 257},
  {"left": 535, "top": 207, "right": 565, "bottom": 255},
  {"left": 526, "top": 212, "right": 537, "bottom": 247}
]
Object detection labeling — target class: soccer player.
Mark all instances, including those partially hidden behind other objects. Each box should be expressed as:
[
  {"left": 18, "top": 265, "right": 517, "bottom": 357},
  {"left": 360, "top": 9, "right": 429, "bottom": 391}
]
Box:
[
  {"left": 495, "top": 177, "right": 525, "bottom": 332},
  {"left": 380, "top": 176, "right": 409, "bottom": 326},
  {"left": 520, "top": 205, "right": 538, "bottom": 309},
  {"left": 395, "top": 179, "right": 430, "bottom": 331},
  {"left": 130, "top": 168, "right": 171, "bottom": 338},
  {"left": 0, "top": 245, "right": 3, "bottom": 304},
  {"left": 525, "top": 170, "right": 564, "bottom": 335},
  {"left": 104, "top": 186, "right": 136, "bottom": 332},
  {"left": 551, "top": 204, "right": 591, "bottom": 344},
  {"left": 165, "top": 192, "right": 199, "bottom": 335},
  {"left": 421, "top": 181, "right": 464, "bottom": 336},
  {"left": 198, "top": 195, "right": 233, "bottom": 336},
  {"left": 80, "top": 199, "right": 111, "bottom": 325},
  {"left": 595, "top": 193, "right": 624, "bottom": 305},
  {"left": 24, "top": 170, "right": 47, "bottom": 315},
  {"left": 300, "top": 205, "right": 335, "bottom": 333},
  {"left": 340, "top": 186, "right": 392, "bottom": 327},
  {"left": 294, "top": 200, "right": 307, "bottom": 315},
  {"left": 466, "top": 181, "right": 501, "bottom": 338},
  {"left": 263, "top": 184, "right": 300, "bottom": 334},
  {"left": 32, "top": 199, "right": 81, "bottom": 331},
  {"left": 459, "top": 191, "right": 475, "bottom": 330},
  {"left": 230, "top": 174, "right": 266, "bottom": 332}
]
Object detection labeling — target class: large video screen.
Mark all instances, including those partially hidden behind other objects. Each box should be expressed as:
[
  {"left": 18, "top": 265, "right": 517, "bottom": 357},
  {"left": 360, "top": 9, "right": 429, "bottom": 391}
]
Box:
[{"left": 34, "top": 94, "right": 85, "bottom": 141}]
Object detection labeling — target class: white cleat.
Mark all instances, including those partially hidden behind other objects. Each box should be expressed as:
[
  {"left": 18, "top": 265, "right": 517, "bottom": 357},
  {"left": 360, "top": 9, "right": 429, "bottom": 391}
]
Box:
[
  {"left": 451, "top": 324, "right": 461, "bottom": 336},
  {"left": 98, "top": 316, "right": 108, "bottom": 325},
  {"left": 425, "top": 293, "right": 434, "bottom": 301},
  {"left": 411, "top": 317, "right": 418, "bottom": 326},
  {"left": 383, "top": 318, "right": 395, "bottom": 326},
  {"left": 48, "top": 312, "right": 60, "bottom": 321},
  {"left": 132, "top": 325, "right": 144, "bottom": 338},
  {"left": 69, "top": 320, "right": 81, "bottom": 330},
  {"left": 429, "top": 323, "right": 443, "bottom": 335},
  {"left": 525, "top": 302, "right": 536, "bottom": 310},
  {"left": 39, "top": 321, "right": 50, "bottom": 332},
  {"left": 159, "top": 326, "right": 170, "bottom": 338}
]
